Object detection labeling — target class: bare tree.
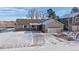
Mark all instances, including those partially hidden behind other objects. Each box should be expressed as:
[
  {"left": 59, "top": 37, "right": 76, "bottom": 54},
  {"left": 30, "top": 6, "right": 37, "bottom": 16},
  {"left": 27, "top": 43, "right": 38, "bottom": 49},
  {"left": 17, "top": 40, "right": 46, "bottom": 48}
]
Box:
[
  {"left": 28, "top": 8, "right": 39, "bottom": 19},
  {"left": 28, "top": 8, "right": 35, "bottom": 19},
  {"left": 39, "top": 11, "right": 47, "bottom": 19},
  {"left": 28, "top": 8, "right": 47, "bottom": 19}
]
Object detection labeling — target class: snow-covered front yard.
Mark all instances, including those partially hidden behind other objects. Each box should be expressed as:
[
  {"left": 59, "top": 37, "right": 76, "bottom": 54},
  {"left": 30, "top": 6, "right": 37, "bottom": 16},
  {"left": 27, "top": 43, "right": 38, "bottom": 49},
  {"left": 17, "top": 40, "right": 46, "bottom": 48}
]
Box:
[{"left": 0, "top": 30, "right": 79, "bottom": 51}]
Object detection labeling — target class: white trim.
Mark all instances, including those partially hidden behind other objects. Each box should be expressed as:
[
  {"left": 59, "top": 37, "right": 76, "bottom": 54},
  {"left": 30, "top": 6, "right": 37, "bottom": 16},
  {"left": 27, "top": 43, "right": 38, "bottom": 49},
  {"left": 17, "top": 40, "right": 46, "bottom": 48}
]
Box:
[{"left": 30, "top": 23, "right": 42, "bottom": 25}]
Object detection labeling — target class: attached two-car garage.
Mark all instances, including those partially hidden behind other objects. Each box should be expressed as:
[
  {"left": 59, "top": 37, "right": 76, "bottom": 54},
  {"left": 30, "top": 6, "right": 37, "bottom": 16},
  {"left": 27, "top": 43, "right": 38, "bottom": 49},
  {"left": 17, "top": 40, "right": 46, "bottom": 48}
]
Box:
[{"left": 43, "top": 19, "right": 64, "bottom": 33}]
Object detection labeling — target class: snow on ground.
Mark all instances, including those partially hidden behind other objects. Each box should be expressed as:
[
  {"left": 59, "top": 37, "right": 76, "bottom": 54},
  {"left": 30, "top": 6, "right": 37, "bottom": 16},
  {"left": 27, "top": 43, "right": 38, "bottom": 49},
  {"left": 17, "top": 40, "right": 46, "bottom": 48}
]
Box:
[
  {"left": 0, "top": 31, "right": 32, "bottom": 49},
  {"left": 0, "top": 31, "right": 79, "bottom": 50}
]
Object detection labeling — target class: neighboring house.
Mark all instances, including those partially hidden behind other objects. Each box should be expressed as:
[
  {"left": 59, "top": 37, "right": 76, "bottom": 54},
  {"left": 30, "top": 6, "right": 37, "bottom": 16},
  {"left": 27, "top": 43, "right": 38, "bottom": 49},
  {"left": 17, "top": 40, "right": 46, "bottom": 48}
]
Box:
[
  {"left": 15, "top": 19, "right": 64, "bottom": 33},
  {"left": 0, "top": 21, "right": 16, "bottom": 28},
  {"left": 61, "top": 12, "right": 79, "bottom": 32}
]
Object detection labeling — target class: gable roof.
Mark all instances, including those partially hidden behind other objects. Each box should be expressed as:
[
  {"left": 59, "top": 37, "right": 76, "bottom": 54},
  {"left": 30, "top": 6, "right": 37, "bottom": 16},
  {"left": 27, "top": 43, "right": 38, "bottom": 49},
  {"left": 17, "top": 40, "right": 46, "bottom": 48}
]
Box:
[
  {"left": 43, "top": 19, "right": 64, "bottom": 27},
  {"left": 61, "top": 12, "right": 79, "bottom": 18},
  {"left": 43, "top": 19, "right": 54, "bottom": 25},
  {"left": 16, "top": 19, "right": 46, "bottom": 25}
]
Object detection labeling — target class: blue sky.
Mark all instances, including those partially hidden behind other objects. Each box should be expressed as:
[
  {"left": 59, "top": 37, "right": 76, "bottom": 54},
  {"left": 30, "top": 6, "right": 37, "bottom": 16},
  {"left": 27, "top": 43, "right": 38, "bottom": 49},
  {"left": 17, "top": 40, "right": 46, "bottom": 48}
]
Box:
[{"left": 0, "top": 7, "right": 72, "bottom": 21}]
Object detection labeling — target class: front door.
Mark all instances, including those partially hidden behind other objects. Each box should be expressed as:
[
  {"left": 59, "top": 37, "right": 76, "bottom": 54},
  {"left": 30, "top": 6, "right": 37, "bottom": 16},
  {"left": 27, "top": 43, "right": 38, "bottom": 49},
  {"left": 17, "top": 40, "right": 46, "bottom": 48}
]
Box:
[
  {"left": 32, "top": 25, "right": 37, "bottom": 31},
  {"left": 31, "top": 25, "right": 42, "bottom": 31}
]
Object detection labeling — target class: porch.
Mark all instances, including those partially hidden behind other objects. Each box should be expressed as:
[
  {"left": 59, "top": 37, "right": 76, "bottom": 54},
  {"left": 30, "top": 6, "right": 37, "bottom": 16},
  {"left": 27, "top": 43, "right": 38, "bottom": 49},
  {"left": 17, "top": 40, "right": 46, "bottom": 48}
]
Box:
[{"left": 23, "top": 23, "right": 44, "bottom": 32}]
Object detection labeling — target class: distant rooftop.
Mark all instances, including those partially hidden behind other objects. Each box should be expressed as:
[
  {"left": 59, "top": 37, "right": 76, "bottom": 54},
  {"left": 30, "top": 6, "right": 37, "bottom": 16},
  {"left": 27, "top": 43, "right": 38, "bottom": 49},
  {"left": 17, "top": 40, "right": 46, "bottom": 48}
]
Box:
[{"left": 61, "top": 12, "right": 79, "bottom": 18}]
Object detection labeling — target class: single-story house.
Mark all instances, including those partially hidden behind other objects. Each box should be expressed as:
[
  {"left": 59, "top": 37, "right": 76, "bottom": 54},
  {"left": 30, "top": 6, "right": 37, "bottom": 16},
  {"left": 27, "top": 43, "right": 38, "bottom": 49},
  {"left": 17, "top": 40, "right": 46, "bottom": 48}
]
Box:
[
  {"left": 15, "top": 19, "right": 45, "bottom": 31},
  {"left": 61, "top": 12, "right": 79, "bottom": 32},
  {"left": 15, "top": 19, "right": 64, "bottom": 33}
]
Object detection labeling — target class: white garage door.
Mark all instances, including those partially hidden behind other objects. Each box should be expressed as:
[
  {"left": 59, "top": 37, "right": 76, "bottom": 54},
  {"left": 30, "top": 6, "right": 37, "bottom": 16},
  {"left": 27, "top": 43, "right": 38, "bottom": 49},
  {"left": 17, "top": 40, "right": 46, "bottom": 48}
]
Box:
[
  {"left": 48, "top": 28, "right": 62, "bottom": 33},
  {"left": 72, "top": 26, "right": 79, "bottom": 31}
]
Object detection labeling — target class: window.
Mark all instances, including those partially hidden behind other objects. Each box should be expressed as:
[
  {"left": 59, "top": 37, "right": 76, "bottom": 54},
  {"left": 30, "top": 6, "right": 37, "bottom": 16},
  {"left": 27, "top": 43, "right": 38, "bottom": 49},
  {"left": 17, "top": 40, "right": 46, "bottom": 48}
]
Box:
[
  {"left": 24, "top": 25, "right": 27, "bottom": 28},
  {"left": 75, "top": 17, "right": 79, "bottom": 22},
  {"left": 23, "top": 25, "right": 30, "bottom": 28}
]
